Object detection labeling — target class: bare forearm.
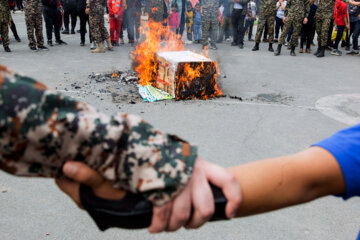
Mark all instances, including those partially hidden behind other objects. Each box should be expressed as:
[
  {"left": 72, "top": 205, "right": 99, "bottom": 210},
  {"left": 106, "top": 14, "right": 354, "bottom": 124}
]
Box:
[{"left": 228, "top": 147, "right": 345, "bottom": 217}]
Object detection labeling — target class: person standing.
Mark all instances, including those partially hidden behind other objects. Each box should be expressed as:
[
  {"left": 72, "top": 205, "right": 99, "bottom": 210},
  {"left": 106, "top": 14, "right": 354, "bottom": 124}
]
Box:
[
  {"left": 201, "top": 0, "right": 220, "bottom": 50},
  {"left": 126, "top": 0, "right": 141, "bottom": 45},
  {"left": 0, "top": 0, "right": 11, "bottom": 52},
  {"left": 347, "top": 0, "right": 360, "bottom": 55},
  {"left": 87, "top": 0, "right": 112, "bottom": 53},
  {"left": 62, "top": 0, "right": 77, "bottom": 34},
  {"left": 274, "top": 0, "right": 286, "bottom": 42},
  {"left": 185, "top": 1, "right": 194, "bottom": 41},
  {"left": 42, "top": 0, "right": 67, "bottom": 46},
  {"left": 314, "top": 0, "right": 335, "bottom": 57},
  {"left": 24, "top": 0, "right": 48, "bottom": 51},
  {"left": 299, "top": 0, "right": 316, "bottom": 53},
  {"left": 345, "top": 0, "right": 358, "bottom": 51},
  {"left": 330, "top": 0, "right": 349, "bottom": 56},
  {"left": 274, "top": 0, "right": 309, "bottom": 56},
  {"left": 8, "top": 0, "right": 21, "bottom": 42},
  {"left": 231, "top": 0, "right": 249, "bottom": 49},
  {"left": 252, "top": 0, "right": 276, "bottom": 52},
  {"left": 244, "top": 0, "right": 257, "bottom": 42},
  {"left": 108, "top": 0, "right": 124, "bottom": 46},
  {"left": 78, "top": 0, "right": 94, "bottom": 47},
  {"left": 193, "top": 2, "right": 201, "bottom": 43}
]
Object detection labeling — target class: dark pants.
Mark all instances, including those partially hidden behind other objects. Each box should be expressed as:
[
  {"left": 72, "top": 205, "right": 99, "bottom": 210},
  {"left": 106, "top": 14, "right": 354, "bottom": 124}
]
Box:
[
  {"left": 244, "top": 19, "right": 254, "bottom": 40},
  {"left": 300, "top": 23, "right": 313, "bottom": 49},
  {"left": 232, "top": 9, "right": 245, "bottom": 44},
  {"left": 79, "top": 11, "right": 92, "bottom": 43},
  {"left": 16, "top": 0, "right": 23, "bottom": 10},
  {"left": 64, "top": 5, "right": 77, "bottom": 31},
  {"left": 275, "top": 16, "right": 284, "bottom": 39},
  {"left": 327, "top": 19, "right": 334, "bottom": 47},
  {"left": 264, "top": 23, "right": 268, "bottom": 39},
  {"left": 352, "top": 20, "right": 360, "bottom": 50},
  {"left": 10, "top": 20, "right": 19, "bottom": 39},
  {"left": 333, "top": 25, "right": 345, "bottom": 50},
  {"left": 126, "top": 8, "right": 136, "bottom": 41},
  {"left": 43, "top": 7, "right": 61, "bottom": 42},
  {"left": 287, "top": 26, "right": 293, "bottom": 42},
  {"left": 346, "top": 21, "right": 357, "bottom": 47}
]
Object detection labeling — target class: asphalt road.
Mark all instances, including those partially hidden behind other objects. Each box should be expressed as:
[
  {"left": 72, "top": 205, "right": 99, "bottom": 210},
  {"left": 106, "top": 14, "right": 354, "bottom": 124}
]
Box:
[{"left": 1, "top": 12, "right": 360, "bottom": 240}]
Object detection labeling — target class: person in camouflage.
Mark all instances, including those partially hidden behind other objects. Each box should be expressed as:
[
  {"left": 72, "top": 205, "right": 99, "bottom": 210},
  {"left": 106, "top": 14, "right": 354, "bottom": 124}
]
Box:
[
  {"left": 146, "top": 0, "right": 164, "bottom": 23},
  {"left": 252, "top": 0, "right": 277, "bottom": 52},
  {"left": 87, "top": 0, "right": 112, "bottom": 53},
  {"left": 314, "top": 0, "right": 335, "bottom": 57},
  {"left": 274, "top": 0, "right": 309, "bottom": 56},
  {"left": 0, "top": 0, "right": 12, "bottom": 52},
  {"left": 201, "top": 0, "right": 220, "bottom": 50},
  {"left": 24, "top": 0, "right": 48, "bottom": 51}
]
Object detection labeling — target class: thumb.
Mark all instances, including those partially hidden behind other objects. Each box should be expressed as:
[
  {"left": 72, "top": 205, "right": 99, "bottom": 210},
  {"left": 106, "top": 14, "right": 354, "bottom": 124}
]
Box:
[{"left": 63, "top": 161, "right": 105, "bottom": 189}]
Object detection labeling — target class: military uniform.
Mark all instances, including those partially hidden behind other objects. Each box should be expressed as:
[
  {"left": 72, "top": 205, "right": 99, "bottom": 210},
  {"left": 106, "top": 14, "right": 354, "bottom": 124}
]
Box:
[
  {"left": 0, "top": 0, "right": 11, "bottom": 49},
  {"left": 278, "top": 0, "right": 309, "bottom": 47},
  {"left": 255, "top": 0, "right": 276, "bottom": 44},
  {"left": 24, "top": 0, "right": 45, "bottom": 48},
  {"left": 146, "top": 0, "right": 164, "bottom": 23},
  {"left": 89, "top": 0, "right": 110, "bottom": 44},
  {"left": 315, "top": 0, "right": 335, "bottom": 47},
  {"left": 201, "top": 0, "right": 220, "bottom": 47},
  {"left": 0, "top": 65, "right": 196, "bottom": 206}
]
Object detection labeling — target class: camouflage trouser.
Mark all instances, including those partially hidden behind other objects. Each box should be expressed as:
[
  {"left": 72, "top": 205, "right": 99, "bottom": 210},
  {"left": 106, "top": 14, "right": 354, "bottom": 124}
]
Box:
[
  {"left": 202, "top": 17, "right": 218, "bottom": 46},
  {"left": 279, "top": 17, "right": 302, "bottom": 46},
  {"left": 24, "top": 2, "right": 44, "bottom": 47},
  {"left": 255, "top": 15, "right": 275, "bottom": 43},
  {"left": 89, "top": 9, "right": 109, "bottom": 43},
  {"left": 0, "top": 23, "right": 9, "bottom": 48},
  {"left": 316, "top": 15, "right": 332, "bottom": 47}
]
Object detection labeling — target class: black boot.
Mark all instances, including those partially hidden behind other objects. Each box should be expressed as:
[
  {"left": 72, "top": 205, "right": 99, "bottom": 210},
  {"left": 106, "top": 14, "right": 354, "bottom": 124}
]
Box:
[
  {"left": 252, "top": 42, "right": 259, "bottom": 51},
  {"left": 290, "top": 46, "right": 296, "bottom": 56},
  {"left": 313, "top": 47, "right": 320, "bottom": 56},
  {"left": 4, "top": 46, "right": 11, "bottom": 52},
  {"left": 274, "top": 44, "right": 282, "bottom": 56},
  {"left": 316, "top": 46, "right": 325, "bottom": 58},
  {"left": 268, "top": 43, "right": 274, "bottom": 52}
]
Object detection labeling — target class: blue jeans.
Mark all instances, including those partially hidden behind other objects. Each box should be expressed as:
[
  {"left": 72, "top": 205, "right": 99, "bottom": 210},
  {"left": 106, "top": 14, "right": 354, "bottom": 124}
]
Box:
[
  {"left": 194, "top": 23, "right": 202, "bottom": 41},
  {"left": 244, "top": 19, "right": 254, "bottom": 40},
  {"left": 352, "top": 20, "right": 360, "bottom": 50}
]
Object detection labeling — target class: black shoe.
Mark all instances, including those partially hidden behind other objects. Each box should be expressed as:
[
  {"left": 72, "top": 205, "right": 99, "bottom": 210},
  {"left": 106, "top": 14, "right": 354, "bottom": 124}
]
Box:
[
  {"left": 4, "top": 46, "right": 11, "bottom": 52},
  {"left": 252, "top": 43, "right": 259, "bottom": 51},
  {"left": 62, "top": 29, "right": 69, "bottom": 34},
  {"left": 80, "top": 41, "right": 85, "bottom": 46},
  {"left": 345, "top": 46, "right": 350, "bottom": 51},
  {"left": 274, "top": 44, "right": 282, "bottom": 56},
  {"left": 268, "top": 43, "right": 274, "bottom": 52},
  {"left": 77, "top": 29, "right": 81, "bottom": 33},
  {"left": 113, "top": 42, "right": 120, "bottom": 46},
  {"left": 317, "top": 46, "right": 325, "bottom": 57},
  {"left": 30, "top": 46, "right": 37, "bottom": 51},
  {"left": 231, "top": 42, "right": 238, "bottom": 46},
  {"left": 71, "top": 30, "right": 75, "bottom": 34},
  {"left": 209, "top": 43, "right": 218, "bottom": 50},
  {"left": 287, "top": 45, "right": 291, "bottom": 50},
  {"left": 239, "top": 43, "right": 244, "bottom": 49},
  {"left": 313, "top": 48, "right": 320, "bottom": 56},
  {"left": 48, "top": 40, "right": 53, "bottom": 46},
  {"left": 290, "top": 46, "right": 296, "bottom": 56},
  {"left": 38, "top": 45, "right": 49, "bottom": 51},
  {"left": 56, "top": 40, "right": 67, "bottom": 45},
  {"left": 15, "top": 36, "right": 21, "bottom": 42}
]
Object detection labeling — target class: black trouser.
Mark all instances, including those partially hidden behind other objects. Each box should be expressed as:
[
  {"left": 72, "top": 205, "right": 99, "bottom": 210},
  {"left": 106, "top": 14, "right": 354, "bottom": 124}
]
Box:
[
  {"left": 264, "top": 23, "right": 268, "bottom": 39},
  {"left": 333, "top": 25, "right": 345, "bottom": 50},
  {"left": 43, "top": 7, "right": 61, "bottom": 42},
  {"left": 16, "top": 0, "right": 23, "bottom": 10},
  {"left": 275, "top": 16, "right": 283, "bottom": 39},
  {"left": 10, "top": 20, "right": 19, "bottom": 38},
  {"left": 63, "top": 5, "right": 77, "bottom": 31},
  {"left": 327, "top": 19, "right": 334, "bottom": 47},
  {"left": 79, "top": 11, "right": 92, "bottom": 43},
  {"left": 300, "top": 23, "right": 313, "bottom": 49},
  {"left": 346, "top": 21, "right": 357, "bottom": 47},
  {"left": 232, "top": 9, "right": 245, "bottom": 44}
]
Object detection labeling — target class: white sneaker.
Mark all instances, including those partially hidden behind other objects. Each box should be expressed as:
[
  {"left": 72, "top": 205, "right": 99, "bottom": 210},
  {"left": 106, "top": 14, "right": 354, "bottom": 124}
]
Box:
[
  {"left": 330, "top": 49, "right": 342, "bottom": 56},
  {"left": 90, "top": 42, "right": 96, "bottom": 50}
]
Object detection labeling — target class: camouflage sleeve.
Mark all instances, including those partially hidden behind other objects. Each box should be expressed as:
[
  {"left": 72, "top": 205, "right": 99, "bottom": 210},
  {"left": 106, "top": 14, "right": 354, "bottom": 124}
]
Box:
[
  {"left": 284, "top": 0, "right": 290, "bottom": 16},
  {"left": 0, "top": 65, "right": 197, "bottom": 206},
  {"left": 304, "top": 0, "right": 310, "bottom": 18}
]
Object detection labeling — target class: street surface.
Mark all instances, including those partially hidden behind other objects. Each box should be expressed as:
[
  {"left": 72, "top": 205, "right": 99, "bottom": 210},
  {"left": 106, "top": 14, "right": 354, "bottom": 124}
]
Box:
[{"left": 1, "top": 12, "right": 360, "bottom": 240}]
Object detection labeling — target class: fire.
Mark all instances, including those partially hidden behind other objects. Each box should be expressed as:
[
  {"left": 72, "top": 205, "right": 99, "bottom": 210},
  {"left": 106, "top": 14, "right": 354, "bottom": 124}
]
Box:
[
  {"left": 132, "top": 19, "right": 222, "bottom": 100},
  {"left": 111, "top": 72, "right": 118, "bottom": 78}
]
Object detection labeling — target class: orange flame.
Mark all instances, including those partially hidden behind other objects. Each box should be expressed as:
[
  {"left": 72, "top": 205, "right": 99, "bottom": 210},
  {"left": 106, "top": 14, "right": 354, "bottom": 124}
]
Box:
[{"left": 111, "top": 72, "right": 118, "bottom": 78}]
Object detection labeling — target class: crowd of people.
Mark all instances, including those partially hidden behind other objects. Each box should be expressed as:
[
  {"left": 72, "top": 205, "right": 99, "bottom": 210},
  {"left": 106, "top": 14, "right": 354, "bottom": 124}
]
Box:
[{"left": 0, "top": 0, "right": 359, "bottom": 57}]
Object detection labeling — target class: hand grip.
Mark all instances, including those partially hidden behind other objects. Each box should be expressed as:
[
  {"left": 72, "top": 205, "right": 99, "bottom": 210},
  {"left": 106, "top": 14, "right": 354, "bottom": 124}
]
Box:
[{"left": 79, "top": 184, "right": 228, "bottom": 231}]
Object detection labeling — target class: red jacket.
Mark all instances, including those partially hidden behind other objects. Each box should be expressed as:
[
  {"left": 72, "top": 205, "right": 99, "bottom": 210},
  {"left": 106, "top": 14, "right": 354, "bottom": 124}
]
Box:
[
  {"left": 108, "top": 0, "right": 125, "bottom": 18},
  {"left": 334, "top": 0, "right": 348, "bottom": 26}
]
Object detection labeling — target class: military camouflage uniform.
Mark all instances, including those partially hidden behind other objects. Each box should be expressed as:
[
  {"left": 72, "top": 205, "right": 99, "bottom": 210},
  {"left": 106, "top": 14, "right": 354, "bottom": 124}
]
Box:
[
  {"left": 278, "top": 0, "right": 309, "bottom": 46},
  {"left": 201, "top": 0, "right": 220, "bottom": 46},
  {"left": 0, "top": 65, "right": 197, "bottom": 206},
  {"left": 255, "top": 0, "right": 277, "bottom": 44},
  {"left": 89, "top": 0, "right": 109, "bottom": 43},
  {"left": 315, "top": 0, "right": 335, "bottom": 47},
  {"left": 24, "top": 0, "right": 45, "bottom": 48},
  {"left": 146, "top": 0, "right": 164, "bottom": 23},
  {"left": 0, "top": 0, "right": 11, "bottom": 48}
]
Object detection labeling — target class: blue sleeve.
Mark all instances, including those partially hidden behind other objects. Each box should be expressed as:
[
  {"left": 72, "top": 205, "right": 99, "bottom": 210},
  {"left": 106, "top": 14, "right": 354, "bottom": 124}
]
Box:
[{"left": 312, "top": 124, "right": 360, "bottom": 200}]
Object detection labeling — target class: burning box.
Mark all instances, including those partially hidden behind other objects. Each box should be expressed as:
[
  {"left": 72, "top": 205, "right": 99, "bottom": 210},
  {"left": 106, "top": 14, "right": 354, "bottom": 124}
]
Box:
[{"left": 154, "top": 51, "right": 220, "bottom": 100}]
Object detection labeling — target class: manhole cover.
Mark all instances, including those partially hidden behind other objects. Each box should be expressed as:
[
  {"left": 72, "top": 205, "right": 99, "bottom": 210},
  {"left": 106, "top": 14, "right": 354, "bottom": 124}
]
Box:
[{"left": 315, "top": 94, "right": 360, "bottom": 125}]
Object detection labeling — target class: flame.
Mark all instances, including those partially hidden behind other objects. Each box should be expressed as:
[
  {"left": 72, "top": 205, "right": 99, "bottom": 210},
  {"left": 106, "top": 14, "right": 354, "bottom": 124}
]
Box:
[
  {"left": 132, "top": 19, "right": 222, "bottom": 100},
  {"left": 111, "top": 72, "right": 118, "bottom": 78}
]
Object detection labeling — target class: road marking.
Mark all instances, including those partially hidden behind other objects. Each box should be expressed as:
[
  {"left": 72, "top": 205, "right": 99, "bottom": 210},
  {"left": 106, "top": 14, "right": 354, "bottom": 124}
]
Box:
[{"left": 315, "top": 94, "right": 360, "bottom": 125}]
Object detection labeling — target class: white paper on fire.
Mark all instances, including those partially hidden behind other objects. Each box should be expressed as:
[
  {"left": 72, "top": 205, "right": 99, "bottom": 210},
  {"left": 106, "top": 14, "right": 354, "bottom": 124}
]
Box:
[{"left": 138, "top": 85, "right": 174, "bottom": 102}]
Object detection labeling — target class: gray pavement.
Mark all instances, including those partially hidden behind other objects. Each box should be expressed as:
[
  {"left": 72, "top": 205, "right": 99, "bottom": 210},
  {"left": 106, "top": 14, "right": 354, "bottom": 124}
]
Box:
[{"left": 1, "top": 12, "right": 360, "bottom": 240}]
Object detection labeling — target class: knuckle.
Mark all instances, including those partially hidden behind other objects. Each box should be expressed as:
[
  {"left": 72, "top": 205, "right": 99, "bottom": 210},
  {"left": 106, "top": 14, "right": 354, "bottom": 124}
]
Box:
[{"left": 198, "top": 206, "right": 214, "bottom": 219}]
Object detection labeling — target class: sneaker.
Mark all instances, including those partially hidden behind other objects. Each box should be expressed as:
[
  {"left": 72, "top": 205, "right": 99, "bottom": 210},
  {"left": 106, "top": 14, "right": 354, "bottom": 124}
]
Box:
[
  {"left": 345, "top": 46, "right": 350, "bottom": 51},
  {"left": 80, "top": 41, "right": 85, "bottom": 46},
  {"left": 346, "top": 49, "right": 359, "bottom": 55},
  {"left": 38, "top": 45, "right": 49, "bottom": 51},
  {"left": 77, "top": 29, "right": 81, "bottom": 33},
  {"left": 30, "top": 46, "right": 37, "bottom": 51},
  {"left": 15, "top": 36, "right": 21, "bottom": 42},
  {"left": 90, "top": 42, "right": 96, "bottom": 50},
  {"left": 239, "top": 43, "right": 244, "bottom": 49},
  {"left": 225, "top": 38, "right": 231, "bottom": 42},
  {"left": 4, "top": 46, "right": 11, "bottom": 52},
  {"left": 284, "top": 42, "right": 289, "bottom": 46},
  {"left": 56, "top": 40, "right": 67, "bottom": 45},
  {"left": 248, "top": 38, "right": 254, "bottom": 42},
  {"left": 330, "top": 49, "right": 342, "bottom": 56},
  {"left": 209, "top": 43, "right": 218, "bottom": 50},
  {"left": 48, "top": 40, "right": 53, "bottom": 46}
]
